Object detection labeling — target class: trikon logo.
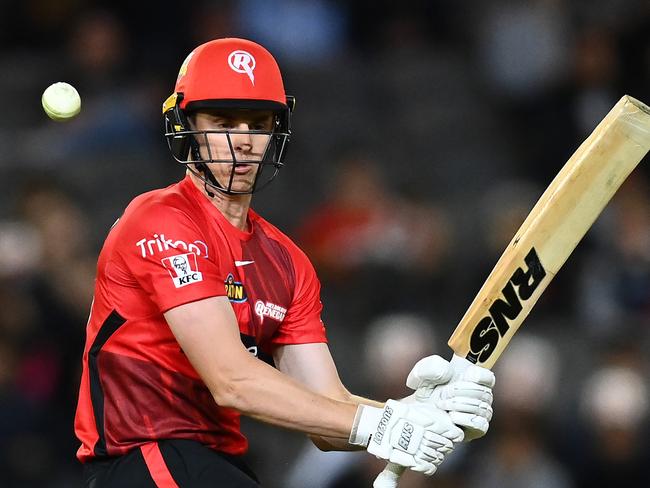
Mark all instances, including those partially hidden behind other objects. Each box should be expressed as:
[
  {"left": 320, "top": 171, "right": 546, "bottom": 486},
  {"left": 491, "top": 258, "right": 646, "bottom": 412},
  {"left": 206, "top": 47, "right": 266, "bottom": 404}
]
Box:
[
  {"left": 136, "top": 234, "right": 208, "bottom": 258},
  {"left": 225, "top": 273, "right": 247, "bottom": 303}
]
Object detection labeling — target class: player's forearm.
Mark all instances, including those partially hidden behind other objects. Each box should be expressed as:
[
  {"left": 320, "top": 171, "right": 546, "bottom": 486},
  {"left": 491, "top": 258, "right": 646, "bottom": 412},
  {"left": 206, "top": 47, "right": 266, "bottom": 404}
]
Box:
[{"left": 214, "top": 353, "right": 357, "bottom": 439}]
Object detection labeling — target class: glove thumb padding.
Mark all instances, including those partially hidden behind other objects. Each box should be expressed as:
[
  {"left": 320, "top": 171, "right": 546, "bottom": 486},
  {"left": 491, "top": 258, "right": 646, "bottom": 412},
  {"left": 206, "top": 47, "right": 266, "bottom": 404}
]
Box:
[{"left": 406, "top": 355, "right": 454, "bottom": 390}]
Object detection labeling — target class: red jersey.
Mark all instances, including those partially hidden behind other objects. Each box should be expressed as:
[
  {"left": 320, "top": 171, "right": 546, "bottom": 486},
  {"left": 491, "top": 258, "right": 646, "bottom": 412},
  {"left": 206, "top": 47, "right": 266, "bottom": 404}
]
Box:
[{"left": 74, "top": 176, "right": 326, "bottom": 462}]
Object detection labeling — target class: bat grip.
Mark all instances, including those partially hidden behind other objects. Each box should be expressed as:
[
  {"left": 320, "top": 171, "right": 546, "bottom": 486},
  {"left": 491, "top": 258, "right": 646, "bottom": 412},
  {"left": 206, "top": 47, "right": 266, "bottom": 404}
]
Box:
[{"left": 373, "top": 463, "right": 406, "bottom": 488}]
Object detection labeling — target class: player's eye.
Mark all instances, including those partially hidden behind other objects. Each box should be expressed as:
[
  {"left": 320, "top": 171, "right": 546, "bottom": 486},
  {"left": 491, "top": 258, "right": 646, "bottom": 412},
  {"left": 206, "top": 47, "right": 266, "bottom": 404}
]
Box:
[
  {"left": 215, "top": 120, "right": 234, "bottom": 129},
  {"left": 252, "top": 117, "right": 274, "bottom": 131}
]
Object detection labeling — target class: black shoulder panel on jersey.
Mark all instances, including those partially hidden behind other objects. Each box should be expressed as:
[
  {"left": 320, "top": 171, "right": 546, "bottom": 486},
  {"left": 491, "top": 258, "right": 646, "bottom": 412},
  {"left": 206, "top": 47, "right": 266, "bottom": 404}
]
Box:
[{"left": 88, "top": 310, "right": 126, "bottom": 457}]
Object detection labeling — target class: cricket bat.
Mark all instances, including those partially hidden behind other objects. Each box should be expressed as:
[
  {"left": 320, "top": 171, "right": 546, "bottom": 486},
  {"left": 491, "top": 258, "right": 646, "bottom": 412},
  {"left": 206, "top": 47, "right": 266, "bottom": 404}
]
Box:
[{"left": 374, "top": 95, "right": 650, "bottom": 488}]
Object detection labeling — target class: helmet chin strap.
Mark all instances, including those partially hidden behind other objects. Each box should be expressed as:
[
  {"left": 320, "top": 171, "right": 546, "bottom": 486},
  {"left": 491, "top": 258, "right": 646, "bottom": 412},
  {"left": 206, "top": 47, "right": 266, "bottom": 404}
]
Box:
[{"left": 193, "top": 163, "right": 218, "bottom": 198}]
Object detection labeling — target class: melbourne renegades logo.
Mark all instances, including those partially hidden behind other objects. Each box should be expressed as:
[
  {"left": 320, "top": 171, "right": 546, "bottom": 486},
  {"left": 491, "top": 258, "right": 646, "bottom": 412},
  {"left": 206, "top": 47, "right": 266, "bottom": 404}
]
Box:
[
  {"left": 254, "top": 300, "right": 286, "bottom": 323},
  {"left": 228, "top": 50, "right": 256, "bottom": 85},
  {"left": 162, "top": 252, "right": 203, "bottom": 288}
]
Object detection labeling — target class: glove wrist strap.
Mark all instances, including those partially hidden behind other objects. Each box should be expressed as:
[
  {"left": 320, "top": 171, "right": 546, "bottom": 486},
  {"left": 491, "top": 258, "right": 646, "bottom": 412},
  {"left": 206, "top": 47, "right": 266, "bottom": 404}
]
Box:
[{"left": 349, "top": 404, "right": 383, "bottom": 447}]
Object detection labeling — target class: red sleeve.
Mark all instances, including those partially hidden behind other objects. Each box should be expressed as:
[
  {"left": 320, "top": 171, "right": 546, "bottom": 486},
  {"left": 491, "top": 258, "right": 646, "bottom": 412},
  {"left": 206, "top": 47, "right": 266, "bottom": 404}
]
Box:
[
  {"left": 271, "top": 247, "right": 327, "bottom": 346},
  {"left": 115, "top": 203, "right": 226, "bottom": 313}
]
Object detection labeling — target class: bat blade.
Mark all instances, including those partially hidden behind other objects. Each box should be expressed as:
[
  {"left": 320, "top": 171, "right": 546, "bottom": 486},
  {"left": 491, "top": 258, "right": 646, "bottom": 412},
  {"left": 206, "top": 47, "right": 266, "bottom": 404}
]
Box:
[
  {"left": 448, "top": 95, "right": 650, "bottom": 368},
  {"left": 374, "top": 94, "right": 650, "bottom": 488}
]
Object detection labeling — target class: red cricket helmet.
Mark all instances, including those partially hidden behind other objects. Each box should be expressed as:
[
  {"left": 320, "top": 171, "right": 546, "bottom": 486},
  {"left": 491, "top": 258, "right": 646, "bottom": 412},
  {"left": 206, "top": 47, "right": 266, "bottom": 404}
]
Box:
[{"left": 163, "top": 38, "right": 295, "bottom": 195}]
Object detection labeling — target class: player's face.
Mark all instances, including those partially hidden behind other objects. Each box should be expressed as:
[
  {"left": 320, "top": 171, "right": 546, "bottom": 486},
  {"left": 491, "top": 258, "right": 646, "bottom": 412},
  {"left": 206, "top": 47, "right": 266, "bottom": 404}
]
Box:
[{"left": 192, "top": 109, "right": 274, "bottom": 193}]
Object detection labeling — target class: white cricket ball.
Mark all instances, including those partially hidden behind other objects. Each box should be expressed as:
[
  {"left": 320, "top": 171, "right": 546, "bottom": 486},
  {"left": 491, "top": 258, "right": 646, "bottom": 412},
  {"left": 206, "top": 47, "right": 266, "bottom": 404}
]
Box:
[{"left": 41, "top": 82, "right": 81, "bottom": 121}]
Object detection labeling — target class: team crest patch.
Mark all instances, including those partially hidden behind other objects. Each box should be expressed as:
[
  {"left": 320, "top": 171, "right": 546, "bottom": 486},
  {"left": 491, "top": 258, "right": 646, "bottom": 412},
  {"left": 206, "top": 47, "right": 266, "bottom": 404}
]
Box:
[
  {"left": 225, "top": 273, "right": 247, "bottom": 303},
  {"left": 162, "top": 253, "right": 203, "bottom": 288}
]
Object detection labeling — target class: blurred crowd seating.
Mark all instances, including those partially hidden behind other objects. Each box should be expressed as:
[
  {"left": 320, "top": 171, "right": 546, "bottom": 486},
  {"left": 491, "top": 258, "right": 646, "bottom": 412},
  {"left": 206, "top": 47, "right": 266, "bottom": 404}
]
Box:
[{"left": 1, "top": 1, "right": 650, "bottom": 486}]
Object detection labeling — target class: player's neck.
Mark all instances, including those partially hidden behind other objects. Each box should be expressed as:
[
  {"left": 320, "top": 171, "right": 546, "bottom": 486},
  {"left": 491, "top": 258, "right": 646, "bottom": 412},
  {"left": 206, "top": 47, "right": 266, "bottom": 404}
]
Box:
[
  {"left": 188, "top": 172, "right": 252, "bottom": 231},
  {"left": 213, "top": 196, "right": 251, "bottom": 232}
]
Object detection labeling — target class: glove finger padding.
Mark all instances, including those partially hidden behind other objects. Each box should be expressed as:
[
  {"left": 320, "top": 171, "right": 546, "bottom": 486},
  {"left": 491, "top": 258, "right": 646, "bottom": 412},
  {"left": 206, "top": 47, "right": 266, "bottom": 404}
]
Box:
[
  {"left": 421, "top": 433, "right": 455, "bottom": 455},
  {"left": 417, "top": 444, "right": 445, "bottom": 465},
  {"left": 384, "top": 420, "right": 439, "bottom": 475},
  {"left": 462, "top": 364, "right": 496, "bottom": 387},
  {"left": 439, "top": 390, "right": 493, "bottom": 441},
  {"left": 397, "top": 453, "right": 437, "bottom": 476},
  {"left": 406, "top": 355, "right": 454, "bottom": 390},
  {"left": 427, "top": 356, "right": 496, "bottom": 442},
  {"left": 448, "top": 411, "right": 490, "bottom": 441},
  {"left": 440, "top": 380, "right": 494, "bottom": 403},
  {"left": 436, "top": 395, "right": 493, "bottom": 420},
  {"left": 422, "top": 430, "right": 458, "bottom": 451}
]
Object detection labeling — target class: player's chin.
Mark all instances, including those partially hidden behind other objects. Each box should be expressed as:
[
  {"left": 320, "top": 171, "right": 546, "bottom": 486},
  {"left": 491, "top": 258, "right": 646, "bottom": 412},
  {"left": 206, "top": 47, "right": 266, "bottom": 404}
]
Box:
[
  {"left": 224, "top": 176, "right": 256, "bottom": 193},
  {"left": 232, "top": 183, "right": 255, "bottom": 193}
]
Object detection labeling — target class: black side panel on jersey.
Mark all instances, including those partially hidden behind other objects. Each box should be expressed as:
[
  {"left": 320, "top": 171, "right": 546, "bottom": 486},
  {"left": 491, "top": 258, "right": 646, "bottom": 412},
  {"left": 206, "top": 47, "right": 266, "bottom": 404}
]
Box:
[
  {"left": 239, "top": 333, "right": 274, "bottom": 366},
  {"left": 89, "top": 310, "right": 126, "bottom": 457}
]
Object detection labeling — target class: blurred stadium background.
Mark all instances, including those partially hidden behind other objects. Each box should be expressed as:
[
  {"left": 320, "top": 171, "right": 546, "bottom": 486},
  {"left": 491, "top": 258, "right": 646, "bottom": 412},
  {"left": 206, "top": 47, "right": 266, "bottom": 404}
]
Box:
[{"left": 1, "top": 0, "right": 650, "bottom": 486}]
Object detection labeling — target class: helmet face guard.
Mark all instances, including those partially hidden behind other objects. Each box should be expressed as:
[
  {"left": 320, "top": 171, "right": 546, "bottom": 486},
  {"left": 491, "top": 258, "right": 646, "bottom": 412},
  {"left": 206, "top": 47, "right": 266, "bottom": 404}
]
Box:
[
  {"left": 162, "top": 38, "right": 295, "bottom": 196},
  {"left": 163, "top": 93, "right": 294, "bottom": 195}
]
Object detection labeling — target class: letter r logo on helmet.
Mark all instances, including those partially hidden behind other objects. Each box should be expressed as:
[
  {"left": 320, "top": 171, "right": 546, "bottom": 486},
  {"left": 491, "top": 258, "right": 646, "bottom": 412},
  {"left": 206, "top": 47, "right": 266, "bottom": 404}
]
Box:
[{"left": 228, "top": 50, "right": 256, "bottom": 85}]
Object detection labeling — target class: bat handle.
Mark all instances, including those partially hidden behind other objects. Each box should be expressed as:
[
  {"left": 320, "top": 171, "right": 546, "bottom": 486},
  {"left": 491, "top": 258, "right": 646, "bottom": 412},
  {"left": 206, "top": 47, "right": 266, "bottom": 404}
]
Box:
[{"left": 373, "top": 462, "right": 406, "bottom": 488}]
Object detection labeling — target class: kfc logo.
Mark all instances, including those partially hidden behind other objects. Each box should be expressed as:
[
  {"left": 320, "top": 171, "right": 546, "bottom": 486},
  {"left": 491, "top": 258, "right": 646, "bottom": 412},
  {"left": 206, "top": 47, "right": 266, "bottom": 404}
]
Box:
[{"left": 162, "top": 253, "right": 203, "bottom": 288}]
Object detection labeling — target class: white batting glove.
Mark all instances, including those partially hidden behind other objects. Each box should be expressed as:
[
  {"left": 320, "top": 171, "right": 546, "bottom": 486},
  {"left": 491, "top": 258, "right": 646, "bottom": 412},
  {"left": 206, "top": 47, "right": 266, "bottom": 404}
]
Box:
[
  {"left": 406, "top": 354, "right": 495, "bottom": 441},
  {"left": 349, "top": 400, "right": 464, "bottom": 475}
]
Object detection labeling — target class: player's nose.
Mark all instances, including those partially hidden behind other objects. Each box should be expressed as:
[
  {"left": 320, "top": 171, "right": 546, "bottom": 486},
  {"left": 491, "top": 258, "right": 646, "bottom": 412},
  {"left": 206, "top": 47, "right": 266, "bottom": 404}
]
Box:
[{"left": 230, "top": 123, "right": 253, "bottom": 151}]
